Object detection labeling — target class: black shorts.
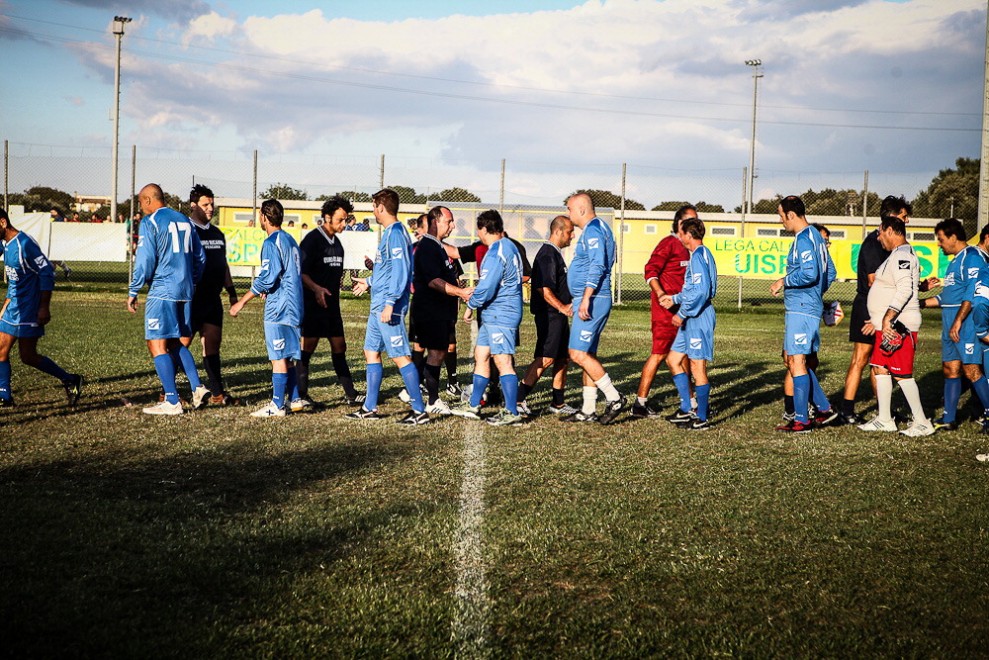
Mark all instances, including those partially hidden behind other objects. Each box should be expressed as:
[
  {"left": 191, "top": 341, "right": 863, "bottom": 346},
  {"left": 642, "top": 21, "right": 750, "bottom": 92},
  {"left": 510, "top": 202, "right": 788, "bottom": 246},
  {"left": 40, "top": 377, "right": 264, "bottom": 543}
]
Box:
[
  {"left": 302, "top": 300, "right": 345, "bottom": 339},
  {"left": 408, "top": 313, "right": 418, "bottom": 344},
  {"left": 190, "top": 295, "right": 223, "bottom": 333},
  {"left": 414, "top": 315, "right": 456, "bottom": 351},
  {"left": 849, "top": 295, "right": 872, "bottom": 345},
  {"left": 534, "top": 313, "right": 569, "bottom": 360}
]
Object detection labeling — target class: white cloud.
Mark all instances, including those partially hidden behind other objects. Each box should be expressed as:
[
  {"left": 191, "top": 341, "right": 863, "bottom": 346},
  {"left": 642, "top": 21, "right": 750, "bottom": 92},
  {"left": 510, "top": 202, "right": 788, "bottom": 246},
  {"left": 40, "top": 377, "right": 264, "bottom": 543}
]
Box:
[{"left": 182, "top": 11, "right": 237, "bottom": 47}]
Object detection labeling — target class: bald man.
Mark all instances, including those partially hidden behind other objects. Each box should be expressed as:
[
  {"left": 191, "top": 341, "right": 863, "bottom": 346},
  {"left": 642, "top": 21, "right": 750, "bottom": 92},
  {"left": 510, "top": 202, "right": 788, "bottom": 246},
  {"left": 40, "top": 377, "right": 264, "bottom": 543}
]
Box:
[
  {"left": 563, "top": 193, "right": 626, "bottom": 424},
  {"left": 127, "top": 183, "right": 208, "bottom": 415}
]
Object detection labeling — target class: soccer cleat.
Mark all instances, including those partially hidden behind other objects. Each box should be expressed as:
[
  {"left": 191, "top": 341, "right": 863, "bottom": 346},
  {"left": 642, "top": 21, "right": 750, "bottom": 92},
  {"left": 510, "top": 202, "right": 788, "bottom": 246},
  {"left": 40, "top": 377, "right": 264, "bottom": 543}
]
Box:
[
  {"left": 426, "top": 399, "right": 452, "bottom": 416},
  {"left": 486, "top": 409, "right": 522, "bottom": 426},
  {"left": 398, "top": 410, "right": 430, "bottom": 425},
  {"left": 191, "top": 385, "right": 210, "bottom": 410},
  {"left": 143, "top": 400, "right": 184, "bottom": 416},
  {"left": 63, "top": 374, "right": 83, "bottom": 406},
  {"left": 344, "top": 392, "right": 366, "bottom": 406},
  {"left": 346, "top": 407, "right": 384, "bottom": 420},
  {"left": 516, "top": 400, "right": 532, "bottom": 417},
  {"left": 598, "top": 396, "right": 627, "bottom": 425},
  {"left": 250, "top": 401, "right": 286, "bottom": 418},
  {"left": 814, "top": 408, "right": 839, "bottom": 427},
  {"left": 775, "top": 419, "right": 812, "bottom": 433},
  {"left": 210, "top": 392, "right": 244, "bottom": 406},
  {"left": 289, "top": 398, "right": 313, "bottom": 413},
  {"left": 899, "top": 421, "right": 935, "bottom": 437},
  {"left": 931, "top": 417, "right": 959, "bottom": 432},
  {"left": 564, "top": 411, "right": 600, "bottom": 423},
  {"left": 982, "top": 418, "right": 989, "bottom": 435},
  {"left": 547, "top": 403, "right": 578, "bottom": 416},
  {"left": 0, "top": 396, "right": 14, "bottom": 408},
  {"left": 445, "top": 381, "right": 463, "bottom": 398},
  {"left": 857, "top": 417, "right": 897, "bottom": 432},
  {"left": 688, "top": 417, "right": 711, "bottom": 431},
  {"left": 666, "top": 409, "right": 694, "bottom": 425},
  {"left": 835, "top": 411, "right": 864, "bottom": 426},
  {"left": 630, "top": 401, "right": 659, "bottom": 418},
  {"left": 398, "top": 388, "right": 411, "bottom": 404},
  {"left": 450, "top": 402, "right": 482, "bottom": 420},
  {"left": 781, "top": 411, "right": 796, "bottom": 423}
]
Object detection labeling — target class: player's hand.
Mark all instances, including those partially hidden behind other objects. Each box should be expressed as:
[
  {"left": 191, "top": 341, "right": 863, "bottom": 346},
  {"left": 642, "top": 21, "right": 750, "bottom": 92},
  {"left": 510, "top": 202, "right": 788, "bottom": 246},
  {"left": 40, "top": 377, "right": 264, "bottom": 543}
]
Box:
[
  {"left": 459, "top": 287, "right": 474, "bottom": 302},
  {"left": 949, "top": 320, "right": 961, "bottom": 343},
  {"left": 770, "top": 279, "right": 784, "bottom": 297},
  {"left": 463, "top": 308, "right": 473, "bottom": 323},
  {"left": 862, "top": 320, "right": 876, "bottom": 336},
  {"left": 316, "top": 286, "right": 331, "bottom": 308},
  {"left": 127, "top": 296, "right": 138, "bottom": 313},
  {"left": 882, "top": 322, "right": 897, "bottom": 341},
  {"left": 672, "top": 315, "right": 683, "bottom": 327},
  {"left": 353, "top": 279, "right": 368, "bottom": 296},
  {"left": 380, "top": 304, "right": 394, "bottom": 324},
  {"left": 658, "top": 294, "right": 674, "bottom": 310},
  {"left": 920, "top": 276, "right": 940, "bottom": 292},
  {"left": 230, "top": 301, "right": 243, "bottom": 317},
  {"left": 37, "top": 306, "right": 51, "bottom": 326},
  {"left": 578, "top": 298, "right": 591, "bottom": 321},
  {"left": 560, "top": 304, "right": 573, "bottom": 318}
]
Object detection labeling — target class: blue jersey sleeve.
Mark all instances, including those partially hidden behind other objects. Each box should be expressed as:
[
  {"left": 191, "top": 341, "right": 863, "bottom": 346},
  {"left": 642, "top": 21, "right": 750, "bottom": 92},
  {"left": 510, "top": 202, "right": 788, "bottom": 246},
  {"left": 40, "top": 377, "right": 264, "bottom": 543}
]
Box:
[
  {"left": 128, "top": 217, "right": 157, "bottom": 296},
  {"left": 826, "top": 250, "right": 837, "bottom": 290},
  {"left": 580, "top": 222, "right": 607, "bottom": 291},
  {"left": 23, "top": 237, "right": 55, "bottom": 292},
  {"left": 674, "top": 249, "right": 714, "bottom": 318},
  {"left": 383, "top": 228, "right": 411, "bottom": 307},
  {"left": 251, "top": 235, "right": 282, "bottom": 295},
  {"left": 467, "top": 243, "right": 505, "bottom": 310},
  {"left": 784, "top": 231, "right": 821, "bottom": 289},
  {"left": 962, "top": 249, "right": 989, "bottom": 300}
]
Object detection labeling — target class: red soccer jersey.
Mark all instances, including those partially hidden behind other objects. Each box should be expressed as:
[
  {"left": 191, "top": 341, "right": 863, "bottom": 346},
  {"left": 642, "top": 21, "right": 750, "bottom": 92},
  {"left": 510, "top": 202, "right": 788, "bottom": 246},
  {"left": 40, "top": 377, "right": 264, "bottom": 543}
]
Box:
[{"left": 644, "top": 234, "right": 689, "bottom": 298}]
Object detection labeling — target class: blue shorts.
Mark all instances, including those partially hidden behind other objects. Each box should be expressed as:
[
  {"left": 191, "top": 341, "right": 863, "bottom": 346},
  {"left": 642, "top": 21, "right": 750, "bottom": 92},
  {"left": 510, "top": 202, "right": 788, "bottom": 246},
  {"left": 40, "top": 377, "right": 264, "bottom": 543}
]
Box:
[
  {"left": 0, "top": 319, "right": 43, "bottom": 339},
  {"left": 264, "top": 322, "right": 301, "bottom": 361},
  {"left": 783, "top": 312, "right": 821, "bottom": 356},
  {"left": 569, "top": 296, "right": 612, "bottom": 353},
  {"left": 477, "top": 323, "right": 518, "bottom": 356},
  {"left": 941, "top": 308, "right": 980, "bottom": 364},
  {"left": 670, "top": 308, "right": 715, "bottom": 361},
  {"left": 363, "top": 312, "right": 412, "bottom": 358},
  {"left": 145, "top": 298, "right": 192, "bottom": 340}
]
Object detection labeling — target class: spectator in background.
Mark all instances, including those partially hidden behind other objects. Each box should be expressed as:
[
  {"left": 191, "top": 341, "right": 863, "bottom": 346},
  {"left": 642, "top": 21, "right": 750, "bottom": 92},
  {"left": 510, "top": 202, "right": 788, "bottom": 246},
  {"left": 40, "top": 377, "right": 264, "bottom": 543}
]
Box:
[
  {"left": 91, "top": 213, "right": 103, "bottom": 224},
  {"left": 50, "top": 208, "right": 65, "bottom": 223}
]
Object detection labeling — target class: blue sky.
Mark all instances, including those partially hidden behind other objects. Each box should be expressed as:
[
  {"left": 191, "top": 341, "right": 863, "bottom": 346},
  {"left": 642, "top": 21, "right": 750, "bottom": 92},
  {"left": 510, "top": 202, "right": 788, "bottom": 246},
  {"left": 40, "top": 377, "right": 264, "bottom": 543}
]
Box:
[{"left": 0, "top": 0, "right": 984, "bottom": 208}]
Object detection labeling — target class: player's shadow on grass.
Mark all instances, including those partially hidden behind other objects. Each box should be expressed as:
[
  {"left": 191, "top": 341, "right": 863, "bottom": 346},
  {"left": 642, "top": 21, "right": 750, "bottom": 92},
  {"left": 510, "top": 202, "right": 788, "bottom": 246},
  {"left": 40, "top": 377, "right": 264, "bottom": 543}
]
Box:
[
  {"left": 0, "top": 438, "right": 430, "bottom": 656},
  {"left": 707, "top": 360, "right": 780, "bottom": 419}
]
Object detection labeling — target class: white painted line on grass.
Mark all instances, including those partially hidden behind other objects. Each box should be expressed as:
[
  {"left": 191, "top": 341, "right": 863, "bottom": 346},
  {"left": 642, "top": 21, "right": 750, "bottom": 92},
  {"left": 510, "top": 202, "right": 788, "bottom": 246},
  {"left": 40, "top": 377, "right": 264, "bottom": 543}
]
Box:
[{"left": 451, "top": 423, "right": 491, "bottom": 658}]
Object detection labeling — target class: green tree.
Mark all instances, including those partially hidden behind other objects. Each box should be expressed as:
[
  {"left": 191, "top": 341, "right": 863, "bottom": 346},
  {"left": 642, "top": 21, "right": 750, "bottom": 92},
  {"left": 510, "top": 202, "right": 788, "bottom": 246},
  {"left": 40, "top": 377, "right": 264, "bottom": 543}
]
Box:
[
  {"left": 12, "top": 186, "right": 75, "bottom": 213},
  {"left": 261, "top": 183, "right": 308, "bottom": 201},
  {"left": 651, "top": 201, "right": 690, "bottom": 212},
  {"left": 317, "top": 191, "right": 372, "bottom": 203},
  {"left": 118, "top": 191, "right": 184, "bottom": 216},
  {"left": 911, "top": 157, "right": 979, "bottom": 226},
  {"left": 651, "top": 201, "right": 725, "bottom": 213},
  {"left": 565, "top": 189, "right": 645, "bottom": 211},
  {"left": 434, "top": 187, "right": 481, "bottom": 203},
  {"left": 389, "top": 185, "right": 426, "bottom": 205}
]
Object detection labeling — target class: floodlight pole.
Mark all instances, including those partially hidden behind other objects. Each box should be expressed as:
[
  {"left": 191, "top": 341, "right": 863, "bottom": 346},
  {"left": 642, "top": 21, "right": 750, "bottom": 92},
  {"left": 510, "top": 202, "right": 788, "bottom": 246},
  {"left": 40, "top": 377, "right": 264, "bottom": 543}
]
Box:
[
  {"left": 110, "top": 16, "right": 131, "bottom": 227},
  {"left": 745, "top": 59, "right": 763, "bottom": 217}
]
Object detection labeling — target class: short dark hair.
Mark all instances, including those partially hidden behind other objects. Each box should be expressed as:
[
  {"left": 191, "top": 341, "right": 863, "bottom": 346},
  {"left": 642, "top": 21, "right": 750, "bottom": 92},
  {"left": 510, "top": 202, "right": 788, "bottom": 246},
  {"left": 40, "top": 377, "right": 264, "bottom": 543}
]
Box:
[
  {"left": 880, "top": 195, "right": 911, "bottom": 218},
  {"left": 811, "top": 222, "right": 830, "bottom": 239},
  {"left": 189, "top": 184, "right": 214, "bottom": 204},
  {"left": 880, "top": 216, "right": 906, "bottom": 236},
  {"left": 980, "top": 224, "right": 989, "bottom": 243},
  {"left": 679, "top": 217, "right": 705, "bottom": 240},
  {"left": 673, "top": 204, "right": 697, "bottom": 233},
  {"left": 372, "top": 188, "right": 400, "bottom": 215},
  {"left": 779, "top": 195, "right": 806, "bottom": 217},
  {"left": 550, "top": 215, "right": 570, "bottom": 234},
  {"left": 427, "top": 206, "right": 451, "bottom": 230},
  {"left": 260, "top": 199, "right": 284, "bottom": 227},
  {"left": 476, "top": 209, "right": 504, "bottom": 234},
  {"left": 408, "top": 213, "right": 427, "bottom": 232},
  {"left": 320, "top": 194, "right": 354, "bottom": 219},
  {"left": 0, "top": 207, "right": 9, "bottom": 223},
  {"left": 934, "top": 218, "right": 966, "bottom": 241}
]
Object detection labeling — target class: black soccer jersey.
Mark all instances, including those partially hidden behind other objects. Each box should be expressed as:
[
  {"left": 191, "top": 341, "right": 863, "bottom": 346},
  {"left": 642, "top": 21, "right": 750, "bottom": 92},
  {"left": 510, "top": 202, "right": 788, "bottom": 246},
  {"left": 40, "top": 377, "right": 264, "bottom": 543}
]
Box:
[
  {"left": 300, "top": 227, "right": 345, "bottom": 306},
  {"left": 413, "top": 234, "right": 459, "bottom": 321},
  {"left": 856, "top": 229, "right": 890, "bottom": 297},
  {"left": 193, "top": 221, "right": 228, "bottom": 299},
  {"left": 530, "top": 242, "right": 572, "bottom": 317}
]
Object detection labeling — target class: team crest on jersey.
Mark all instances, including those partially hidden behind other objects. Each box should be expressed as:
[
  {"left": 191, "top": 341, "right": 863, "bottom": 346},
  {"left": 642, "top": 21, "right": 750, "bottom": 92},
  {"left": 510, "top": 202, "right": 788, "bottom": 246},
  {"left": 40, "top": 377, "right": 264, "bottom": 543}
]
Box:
[
  {"left": 273, "top": 338, "right": 286, "bottom": 351},
  {"left": 969, "top": 268, "right": 980, "bottom": 280},
  {"left": 390, "top": 335, "right": 404, "bottom": 347},
  {"left": 692, "top": 273, "right": 702, "bottom": 284},
  {"left": 680, "top": 261, "right": 689, "bottom": 267},
  {"left": 579, "top": 330, "right": 593, "bottom": 342},
  {"left": 492, "top": 332, "right": 504, "bottom": 343},
  {"left": 137, "top": 236, "right": 145, "bottom": 248},
  {"left": 800, "top": 250, "right": 813, "bottom": 262},
  {"left": 898, "top": 260, "right": 911, "bottom": 270},
  {"left": 391, "top": 247, "right": 403, "bottom": 259},
  {"left": 588, "top": 238, "right": 600, "bottom": 249},
  {"left": 259, "top": 258, "right": 270, "bottom": 273},
  {"left": 689, "top": 338, "right": 702, "bottom": 350},
  {"left": 147, "top": 318, "right": 160, "bottom": 330},
  {"left": 966, "top": 343, "right": 975, "bottom": 355},
  {"left": 793, "top": 333, "right": 808, "bottom": 345},
  {"left": 943, "top": 273, "right": 956, "bottom": 287},
  {"left": 478, "top": 268, "right": 489, "bottom": 281},
  {"left": 34, "top": 255, "right": 47, "bottom": 269}
]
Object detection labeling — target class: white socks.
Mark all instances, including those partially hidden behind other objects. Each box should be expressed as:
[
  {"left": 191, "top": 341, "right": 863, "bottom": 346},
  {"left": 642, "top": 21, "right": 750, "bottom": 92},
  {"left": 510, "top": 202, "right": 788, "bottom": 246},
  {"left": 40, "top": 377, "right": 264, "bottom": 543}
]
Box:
[
  {"left": 582, "top": 386, "right": 598, "bottom": 415},
  {"left": 594, "top": 373, "right": 621, "bottom": 402},
  {"left": 897, "top": 378, "right": 929, "bottom": 425},
  {"left": 876, "top": 374, "right": 893, "bottom": 422}
]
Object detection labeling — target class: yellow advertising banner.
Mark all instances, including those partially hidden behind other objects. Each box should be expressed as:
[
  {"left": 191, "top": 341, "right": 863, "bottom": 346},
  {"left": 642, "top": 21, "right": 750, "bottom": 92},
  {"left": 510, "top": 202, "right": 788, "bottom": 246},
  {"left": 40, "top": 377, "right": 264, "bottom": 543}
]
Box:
[{"left": 221, "top": 226, "right": 379, "bottom": 269}]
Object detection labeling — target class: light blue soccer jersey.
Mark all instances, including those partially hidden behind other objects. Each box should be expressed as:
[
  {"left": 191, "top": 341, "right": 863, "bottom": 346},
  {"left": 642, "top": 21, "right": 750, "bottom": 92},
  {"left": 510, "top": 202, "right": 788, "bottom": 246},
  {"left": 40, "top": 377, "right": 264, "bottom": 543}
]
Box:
[
  {"left": 367, "top": 221, "right": 413, "bottom": 316},
  {"left": 782, "top": 225, "right": 836, "bottom": 318},
  {"left": 672, "top": 245, "right": 718, "bottom": 320},
  {"left": 937, "top": 245, "right": 988, "bottom": 310},
  {"left": 128, "top": 207, "right": 206, "bottom": 301},
  {"left": 2, "top": 231, "right": 54, "bottom": 328},
  {"left": 467, "top": 237, "right": 523, "bottom": 327},
  {"left": 250, "top": 229, "right": 303, "bottom": 327},
  {"left": 567, "top": 217, "right": 615, "bottom": 299}
]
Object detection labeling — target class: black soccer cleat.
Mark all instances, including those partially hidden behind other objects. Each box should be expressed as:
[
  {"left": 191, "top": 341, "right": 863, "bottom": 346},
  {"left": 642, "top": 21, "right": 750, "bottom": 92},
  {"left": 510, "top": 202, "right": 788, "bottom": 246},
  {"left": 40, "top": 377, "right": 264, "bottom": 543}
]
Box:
[
  {"left": 346, "top": 407, "right": 384, "bottom": 421},
  {"left": 835, "top": 411, "right": 863, "bottom": 426},
  {"left": 598, "top": 395, "right": 628, "bottom": 425},
  {"left": 630, "top": 401, "right": 659, "bottom": 419},
  {"left": 398, "top": 410, "right": 430, "bottom": 426},
  {"left": 814, "top": 408, "right": 839, "bottom": 427},
  {"left": 63, "top": 374, "right": 83, "bottom": 406},
  {"left": 665, "top": 409, "right": 694, "bottom": 425},
  {"left": 0, "top": 396, "right": 15, "bottom": 408},
  {"left": 345, "top": 392, "right": 367, "bottom": 407},
  {"left": 688, "top": 417, "right": 711, "bottom": 431},
  {"left": 563, "top": 411, "right": 600, "bottom": 423}
]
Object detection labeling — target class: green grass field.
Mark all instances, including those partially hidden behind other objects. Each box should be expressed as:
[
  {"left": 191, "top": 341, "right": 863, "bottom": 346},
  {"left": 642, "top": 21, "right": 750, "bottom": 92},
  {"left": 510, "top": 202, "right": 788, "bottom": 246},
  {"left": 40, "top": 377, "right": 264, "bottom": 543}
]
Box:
[{"left": 1, "top": 291, "right": 987, "bottom": 657}]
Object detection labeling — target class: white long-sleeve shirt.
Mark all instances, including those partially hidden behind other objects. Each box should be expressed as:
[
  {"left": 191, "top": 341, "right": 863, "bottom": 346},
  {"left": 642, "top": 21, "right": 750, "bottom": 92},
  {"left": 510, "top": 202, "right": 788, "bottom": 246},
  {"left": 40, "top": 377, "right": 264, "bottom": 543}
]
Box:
[{"left": 867, "top": 243, "right": 922, "bottom": 332}]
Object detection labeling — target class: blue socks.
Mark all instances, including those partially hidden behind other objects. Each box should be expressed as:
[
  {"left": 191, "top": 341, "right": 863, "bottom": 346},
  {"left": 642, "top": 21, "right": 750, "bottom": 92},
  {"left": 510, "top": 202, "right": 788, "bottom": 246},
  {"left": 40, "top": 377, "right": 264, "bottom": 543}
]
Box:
[
  {"left": 286, "top": 364, "right": 300, "bottom": 402},
  {"left": 793, "top": 374, "right": 810, "bottom": 423},
  {"left": 970, "top": 376, "right": 989, "bottom": 412},
  {"left": 35, "top": 356, "right": 70, "bottom": 382},
  {"left": 808, "top": 369, "right": 831, "bottom": 412},
  {"left": 365, "top": 362, "right": 383, "bottom": 411},
  {"left": 695, "top": 383, "right": 710, "bottom": 421},
  {"left": 399, "top": 362, "right": 425, "bottom": 413},
  {"left": 672, "top": 372, "right": 691, "bottom": 413},
  {"left": 943, "top": 377, "right": 961, "bottom": 423},
  {"left": 0, "top": 360, "right": 11, "bottom": 401},
  {"left": 170, "top": 346, "right": 202, "bottom": 389},
  {"left": 471, "top": 373, "right": 489, "bottom": 408},
  {"left": 500, "top": 374, "right": 519, "bottom": 415},
  {"left": 153, "top": 354, "right": 180, "bottom": 405},
  {"left": 271, "top": 372, "right": 288, "bottom": 409}
]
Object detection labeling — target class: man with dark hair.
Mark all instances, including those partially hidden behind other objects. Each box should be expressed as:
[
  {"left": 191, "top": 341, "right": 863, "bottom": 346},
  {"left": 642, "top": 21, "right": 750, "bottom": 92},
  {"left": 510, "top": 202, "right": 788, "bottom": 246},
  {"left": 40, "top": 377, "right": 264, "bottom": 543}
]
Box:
[
  {"left": 659, "top": 216, "right": 716, "bottom": 430},
  {"left": 563, "top": 192, "right": 625, "bottom": 424},
  {"left": 770, "top": 195, "right": 838, "bottom": 432},
  {"left": 296, "top": 194, "right": 365, "bottom": 409},
  {"left": 230, "top": 199, "right": 305, "bottom": 417},
  {"left": 517, "top": 215, "right": 577, "bottom": 415},
  {"left": 412, "top": 206, "right": 473, "bottom": 415},
  {"left": 127, "top": 183, "right": 207, "bottom": 415},
  {"left": 184, "top": 183, "right": 241, "bottom": 406},
  {"left": 451, "top": 209, "right": 525, "bottom": 425},
  {"left": 857, "top": 216, "right": 934, "bottom": 436},
  {"left": 0, "top": 207, "right": 83, "bottom": 406},
  {"left": 633, "top": 204, "right": 692, "bottom": 418},
  {"left": 837, "top": 195, "right": 915, "bottom": 425},
  {"left": 348, "top": 188, "right": 429, "bottom": 425},
  {"left": 921, "top": 219, "right": 989, "bottom": 431}
]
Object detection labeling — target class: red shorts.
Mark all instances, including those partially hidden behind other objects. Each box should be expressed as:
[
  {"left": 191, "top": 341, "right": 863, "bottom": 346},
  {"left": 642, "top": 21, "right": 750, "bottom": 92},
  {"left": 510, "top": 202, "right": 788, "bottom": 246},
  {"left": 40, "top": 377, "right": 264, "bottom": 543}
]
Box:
[
  {"left": 869, "top": 331, "right": 917, "bottom": 377},
  {"left": 651, "top": 304, "right": 678, "bottom": 355}
]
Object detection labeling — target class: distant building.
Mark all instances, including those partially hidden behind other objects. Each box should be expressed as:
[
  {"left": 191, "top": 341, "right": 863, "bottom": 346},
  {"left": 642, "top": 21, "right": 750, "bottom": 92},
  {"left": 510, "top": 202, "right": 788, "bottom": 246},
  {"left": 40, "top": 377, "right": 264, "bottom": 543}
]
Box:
[{"left": 73, "top": 193, "right": 112, "bottom": 213}]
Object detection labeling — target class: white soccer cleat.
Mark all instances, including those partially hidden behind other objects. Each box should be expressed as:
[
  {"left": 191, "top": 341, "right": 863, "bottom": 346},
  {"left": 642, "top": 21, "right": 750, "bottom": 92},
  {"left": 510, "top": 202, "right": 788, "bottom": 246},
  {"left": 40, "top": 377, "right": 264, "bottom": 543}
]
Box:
[
  {"left": 899, "top": 421, "right": 935, "bottom": 437},
  {"left": 426, "top": 399, "right": 452, "bottom": 415},
  {"left": 191, "top": 385, "right": 210, "bottom": 410},
  {"left": 251, "top": 401, "right": 286, "bottom": 418},
  {"left": 857, "top": 417, "right": 897, "bottom": 432},
  {"left": 142, "top": 400, "right": 183, "bottom": 416},
  {"left": 398, "top": 388, "right": 411, "bottom": 403},
  {"left": 289, "top": 398, "right": 313, "bottom": 413}
]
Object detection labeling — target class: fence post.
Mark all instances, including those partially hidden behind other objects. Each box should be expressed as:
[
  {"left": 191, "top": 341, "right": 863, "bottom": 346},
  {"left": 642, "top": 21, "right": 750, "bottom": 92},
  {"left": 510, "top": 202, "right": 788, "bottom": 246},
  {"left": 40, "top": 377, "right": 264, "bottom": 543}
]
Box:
[
  {"left": 252, "top": 149, "right": 258, "bottom": 220},
  {"left": 128, "top": 144, "right": 136, "bottom": 283},
  {"left": 499, "top": 158, "right": 505, "bottom": 213},
  {"left": 738, "top": 166, "right": 747, "bottom": 310},
  {"left": 379, "top": 154, "right": 385, "bottom": 190},
  {"left": 3, "top": 139, "right": 7, "bottom": 212},
  {"left": 617, "top": 163, "right": 626, "bottom": 305},
  {"left": 861, "top": 169, "right": 869, "bottom": 240}
]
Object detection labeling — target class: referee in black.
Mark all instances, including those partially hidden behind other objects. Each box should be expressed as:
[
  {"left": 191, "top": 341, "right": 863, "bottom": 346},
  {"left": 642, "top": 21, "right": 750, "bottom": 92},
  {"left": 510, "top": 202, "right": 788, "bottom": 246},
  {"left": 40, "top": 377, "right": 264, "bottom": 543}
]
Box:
[
  {"left": 414, "top": 206, "right": 474, "bottom": 414},
  {"left": 297, "top": 195, "right": 365, "bottom": 408},
  {"left": 186, "top": 183, "right": 241, "bottom": 406}
]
